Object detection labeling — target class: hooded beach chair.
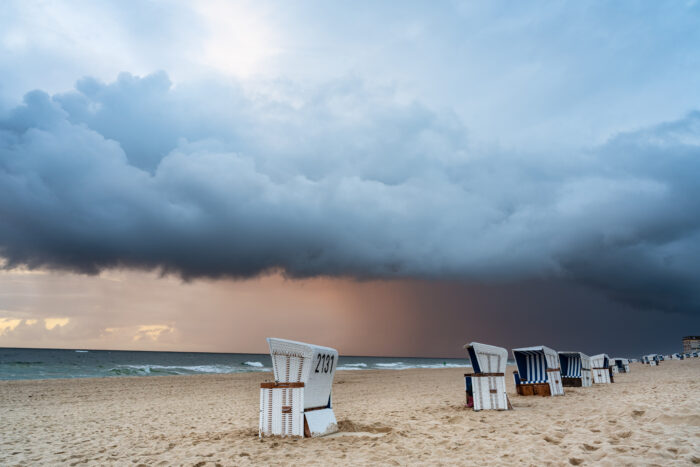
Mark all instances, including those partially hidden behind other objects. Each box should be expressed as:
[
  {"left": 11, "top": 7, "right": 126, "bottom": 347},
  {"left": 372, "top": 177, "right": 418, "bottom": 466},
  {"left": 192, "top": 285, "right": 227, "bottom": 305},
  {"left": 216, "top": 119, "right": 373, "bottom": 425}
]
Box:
[
  {"left": 644, "top": 354, "right": 659, "bottom": 366},
  {"left": 259, "top": 338, "right": 339, "bottom": 438},
  {"left": 591, "top": 354, "right": 613, "bottom": 383},
  {"left": 512, "top": 346, "right": 564, "bottom": 396},
  {"left": 613, "top": 358, "right": 630, "bottom": 373},
  {"left": 558, "top": 352, "right": 592, "bottom": 387},
  {"left": 463, "top": 342, "right": 511, "bottom": 411}
]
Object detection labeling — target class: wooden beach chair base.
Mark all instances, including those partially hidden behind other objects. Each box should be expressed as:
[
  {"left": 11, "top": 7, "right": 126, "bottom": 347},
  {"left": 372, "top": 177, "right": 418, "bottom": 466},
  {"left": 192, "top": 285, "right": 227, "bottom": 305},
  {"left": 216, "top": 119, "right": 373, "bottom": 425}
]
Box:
[
  {"left": 515, "top": 382, "right": 551, "bottom": 396},
  {"left": 562, "top": 377, "right": 582, "bottom": 387}
]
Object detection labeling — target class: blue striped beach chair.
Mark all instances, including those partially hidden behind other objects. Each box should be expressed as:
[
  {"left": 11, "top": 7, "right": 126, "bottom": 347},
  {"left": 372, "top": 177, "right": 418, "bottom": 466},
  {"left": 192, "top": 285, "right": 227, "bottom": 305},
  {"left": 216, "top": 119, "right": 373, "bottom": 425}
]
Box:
[
  {"left": 558, "top": 352, "right": 592, "bottom": 387},
  {"left": 512, "top": 346, "right": 564, "bottom": 396}
]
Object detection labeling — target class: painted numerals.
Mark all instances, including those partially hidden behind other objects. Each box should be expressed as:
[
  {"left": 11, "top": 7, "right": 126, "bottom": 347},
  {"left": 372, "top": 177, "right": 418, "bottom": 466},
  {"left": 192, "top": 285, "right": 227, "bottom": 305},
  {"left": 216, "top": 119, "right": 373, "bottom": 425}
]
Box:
[{"left": 314, "top": 353, "right": 334, "bottom": 374}]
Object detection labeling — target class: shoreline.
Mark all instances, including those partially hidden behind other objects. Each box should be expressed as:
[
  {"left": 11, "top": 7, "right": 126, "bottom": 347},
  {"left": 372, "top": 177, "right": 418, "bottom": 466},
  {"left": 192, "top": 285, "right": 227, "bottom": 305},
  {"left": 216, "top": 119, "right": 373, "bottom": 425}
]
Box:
[
  {"left": 1, "top": 361, "right": 698, "bottom": 465},
  {"left": 0, "top": 365, "right": 469, "bottom": 384}
]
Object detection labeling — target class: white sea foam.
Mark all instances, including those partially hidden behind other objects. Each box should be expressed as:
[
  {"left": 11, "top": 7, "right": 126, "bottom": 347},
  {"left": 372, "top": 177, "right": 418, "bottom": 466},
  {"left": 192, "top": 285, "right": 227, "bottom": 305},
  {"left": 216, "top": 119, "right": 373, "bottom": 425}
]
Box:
[
  {"left": 242, "top": 361, "right": 264, "bottom": 367},
  {"left": 375, "top": 362, "right": 404, "bottom": 367},
  {"left": 74, "top": 350, "right": 89, "bottom": 353},
  {"left": 108, "top": 364, "right": 270, "bottom": 376}
]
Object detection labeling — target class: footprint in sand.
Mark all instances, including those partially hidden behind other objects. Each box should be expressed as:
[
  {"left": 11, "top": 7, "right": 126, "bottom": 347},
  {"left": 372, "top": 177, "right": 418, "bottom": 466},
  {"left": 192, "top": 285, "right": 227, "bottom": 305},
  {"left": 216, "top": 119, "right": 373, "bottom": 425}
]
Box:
[
  {"left": 569, "top": 458, "right": 583, "bottom": 465},
  {"left": 632, "top": 410, "right": 645, "bottom": 418},
  {"left": 582, "top": 443, "right": 599, "bottom": 451}
]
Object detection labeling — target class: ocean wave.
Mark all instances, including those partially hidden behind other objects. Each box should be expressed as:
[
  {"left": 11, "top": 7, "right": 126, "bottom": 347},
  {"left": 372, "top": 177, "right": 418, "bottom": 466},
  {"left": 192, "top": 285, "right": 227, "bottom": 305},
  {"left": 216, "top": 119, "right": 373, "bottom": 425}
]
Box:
[
  {"left": 242, "top": 361, "right": 264, "bottom": 367},
  {"left": 341, "top": 363, "right": 367, "bottom": 367},
  {"left": 107, "top": 364, "right": 270, "bottom": 376},
  {"left": 375, "top": 362, "right": 404, "bottom": 367},
  {"left": 74, "top": 350, "right": 89, "bottom": 353},
  {"left": 413, "top": 363, "right": 471, "bottom": 369},
  {"left": 337, "top": 366, "right": 365, "bottom": 371},
  {"left": 2, "top": 361, "right": 44, "bottom": 366}
]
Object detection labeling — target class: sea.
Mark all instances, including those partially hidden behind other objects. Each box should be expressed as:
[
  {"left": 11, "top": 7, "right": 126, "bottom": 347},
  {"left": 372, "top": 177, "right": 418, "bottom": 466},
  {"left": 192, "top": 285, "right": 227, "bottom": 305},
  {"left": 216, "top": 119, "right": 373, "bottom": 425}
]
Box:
[{"left": 0, "top": 347, "right": 473, "bottom": 381}]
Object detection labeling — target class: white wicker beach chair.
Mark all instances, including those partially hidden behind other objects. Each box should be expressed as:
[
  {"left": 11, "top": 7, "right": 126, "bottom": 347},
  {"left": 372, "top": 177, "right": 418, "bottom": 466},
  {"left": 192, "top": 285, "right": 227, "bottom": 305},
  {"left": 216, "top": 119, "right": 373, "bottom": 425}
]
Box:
[
  {"left": 463, "top": 342, "right": 511, "bottom": 411},
  {"left": 512, "top": 346, "right": 564, "bottom": 396},
  {"left": 558, "top": 352, "right": 592, "bottom": 387},
  {"left": 591, "top": 354, "right": 612, "bottom": 383},
  {"left": 259, "top": 338, "right": 339, "bottom": 438},
  {"left": 612, "top": 358, "right": 630, "bottom": 373}
]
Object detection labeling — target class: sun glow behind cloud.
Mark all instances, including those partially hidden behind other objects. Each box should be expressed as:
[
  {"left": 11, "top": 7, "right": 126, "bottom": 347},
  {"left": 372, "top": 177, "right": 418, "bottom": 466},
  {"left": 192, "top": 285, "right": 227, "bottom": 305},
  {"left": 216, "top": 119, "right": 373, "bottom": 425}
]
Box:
[{"left": 192, "top": 0, "right": 281, "bottom": 78}]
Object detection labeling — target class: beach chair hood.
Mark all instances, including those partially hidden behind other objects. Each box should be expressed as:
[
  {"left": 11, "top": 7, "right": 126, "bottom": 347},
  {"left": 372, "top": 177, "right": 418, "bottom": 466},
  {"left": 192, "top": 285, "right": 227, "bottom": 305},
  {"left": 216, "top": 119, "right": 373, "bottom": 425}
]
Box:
[
  {"left": 464, "top": 342, "right": 508, "bottom": 374},
  {"left": 512, "top": 346, "right": 560, "bottom": 382},
  {"left": 267, "top": 337, "right": 338, "bottom": 410}
]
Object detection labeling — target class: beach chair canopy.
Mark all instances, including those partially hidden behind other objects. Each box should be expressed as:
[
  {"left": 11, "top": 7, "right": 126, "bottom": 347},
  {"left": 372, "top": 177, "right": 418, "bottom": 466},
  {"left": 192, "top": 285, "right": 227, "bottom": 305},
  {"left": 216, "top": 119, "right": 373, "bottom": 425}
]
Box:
[
  {"left": 512, "top": 346, "right": 560, "bottom": 383},
  {"left": 590, "top": 354, "right": 610, "bottom": 368},
  {"left": 267, "top": 337, "right": 338, "bottom": 410},
  {"left": 558, "top": 351, "right": 590, "bottom": 377},
  {"left": 464, "top": 342, "right": 508, "bottom": 374}
]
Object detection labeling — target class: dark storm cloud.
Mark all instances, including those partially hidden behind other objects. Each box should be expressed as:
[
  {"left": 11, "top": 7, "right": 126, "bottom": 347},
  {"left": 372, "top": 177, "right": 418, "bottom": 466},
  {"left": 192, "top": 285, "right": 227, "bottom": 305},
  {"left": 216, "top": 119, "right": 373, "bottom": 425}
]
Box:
[{"left": 0, "top": 72, "right": 699, "bottom": 313}]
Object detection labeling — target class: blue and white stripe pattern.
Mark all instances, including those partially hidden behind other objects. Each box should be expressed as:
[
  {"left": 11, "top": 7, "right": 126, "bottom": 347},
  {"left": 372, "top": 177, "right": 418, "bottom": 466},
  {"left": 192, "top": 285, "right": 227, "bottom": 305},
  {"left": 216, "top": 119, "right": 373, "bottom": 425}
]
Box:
[
  {"left": 559, "top": 352, "right": 582, "bottom": 377},
  {"left": 512, "top": 346, "right": 558, "bottom": 383}
]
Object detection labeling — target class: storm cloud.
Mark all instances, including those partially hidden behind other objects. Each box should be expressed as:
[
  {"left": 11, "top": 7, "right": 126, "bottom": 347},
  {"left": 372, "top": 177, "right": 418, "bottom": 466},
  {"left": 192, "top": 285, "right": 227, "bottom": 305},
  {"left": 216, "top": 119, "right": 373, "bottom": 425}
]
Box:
[{"left": 1, "top": 72, "right": 699, "bottom": 313}]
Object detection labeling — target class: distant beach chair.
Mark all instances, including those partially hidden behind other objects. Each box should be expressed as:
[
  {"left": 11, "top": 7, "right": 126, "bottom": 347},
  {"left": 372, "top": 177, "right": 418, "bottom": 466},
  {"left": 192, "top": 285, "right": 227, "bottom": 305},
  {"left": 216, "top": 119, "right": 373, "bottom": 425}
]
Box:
[
  {"left": 512, "top": 346, "right": 564, "bottom": 396},
  {"left": 610, "top": 362, "right": 619, "bottom": 375},
  {"left": 643, "top": 354, "right": 659, "bottom": 366},
  {"left": 558, "top": 352, "right": 592, "bottom": 387},
  {"left": 259, "top": 338, "right": 339, "bottom": 438},
  {"left": 463, "top": 342, "right": 511, "bottom": 411},
  {"left": 591, "top": 354, "right": 613, "bottom": 383},
  {"left": 612, "top": 358, "right": 630, "bottom": 373}
]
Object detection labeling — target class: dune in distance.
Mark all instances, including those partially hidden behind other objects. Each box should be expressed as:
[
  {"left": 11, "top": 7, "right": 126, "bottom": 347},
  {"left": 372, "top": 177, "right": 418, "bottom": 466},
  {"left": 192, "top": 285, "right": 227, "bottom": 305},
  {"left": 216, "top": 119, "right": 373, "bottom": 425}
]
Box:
[{"left": 0, "top": 360, "right": 698, "bottom": 466}]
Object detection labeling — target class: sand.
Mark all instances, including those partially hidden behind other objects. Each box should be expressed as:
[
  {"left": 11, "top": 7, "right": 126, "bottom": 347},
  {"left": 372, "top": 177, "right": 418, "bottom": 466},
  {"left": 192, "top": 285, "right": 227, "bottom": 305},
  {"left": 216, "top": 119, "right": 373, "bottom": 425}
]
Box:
[{"left": 1, "top": 360, "right": 698, "bottom": 466}]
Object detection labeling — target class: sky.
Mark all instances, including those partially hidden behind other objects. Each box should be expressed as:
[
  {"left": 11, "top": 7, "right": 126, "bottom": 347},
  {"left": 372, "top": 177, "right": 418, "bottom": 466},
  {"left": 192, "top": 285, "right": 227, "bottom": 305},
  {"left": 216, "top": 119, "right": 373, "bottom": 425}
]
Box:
[{"left": 0, "top": 0, "right": 699, "bottom": 357}]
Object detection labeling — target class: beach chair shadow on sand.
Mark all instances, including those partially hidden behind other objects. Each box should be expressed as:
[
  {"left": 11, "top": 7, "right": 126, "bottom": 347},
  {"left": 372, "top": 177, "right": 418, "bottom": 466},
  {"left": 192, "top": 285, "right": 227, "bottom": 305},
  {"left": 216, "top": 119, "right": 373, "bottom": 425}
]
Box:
[{"left": 259, "top": 338, "right": 339, "bottom": 438}]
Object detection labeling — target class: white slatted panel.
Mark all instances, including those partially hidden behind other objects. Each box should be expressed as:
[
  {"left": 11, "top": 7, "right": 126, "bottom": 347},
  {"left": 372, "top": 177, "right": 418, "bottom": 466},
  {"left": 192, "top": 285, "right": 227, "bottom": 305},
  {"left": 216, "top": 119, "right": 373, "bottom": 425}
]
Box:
[
  {"left": 472, "top": 376, "right": 509, "bottom": 410},
  {"left": 259, "top": 386, "right": 305, "bottom": 437}
]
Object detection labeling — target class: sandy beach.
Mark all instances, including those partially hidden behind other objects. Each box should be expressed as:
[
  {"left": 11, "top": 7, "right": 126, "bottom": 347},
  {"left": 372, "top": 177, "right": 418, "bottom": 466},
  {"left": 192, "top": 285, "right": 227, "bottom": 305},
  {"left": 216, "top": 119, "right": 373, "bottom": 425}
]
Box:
[{"left": 1, "top": 360, "right": 698, "bottom": 466}]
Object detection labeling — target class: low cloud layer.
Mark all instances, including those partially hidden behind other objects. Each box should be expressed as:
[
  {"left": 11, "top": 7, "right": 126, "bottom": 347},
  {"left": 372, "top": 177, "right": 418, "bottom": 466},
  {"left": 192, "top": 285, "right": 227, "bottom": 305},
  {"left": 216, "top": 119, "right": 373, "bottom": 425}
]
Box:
[{"left": 1, "top": 72, "right": 699, "bottom": 313}]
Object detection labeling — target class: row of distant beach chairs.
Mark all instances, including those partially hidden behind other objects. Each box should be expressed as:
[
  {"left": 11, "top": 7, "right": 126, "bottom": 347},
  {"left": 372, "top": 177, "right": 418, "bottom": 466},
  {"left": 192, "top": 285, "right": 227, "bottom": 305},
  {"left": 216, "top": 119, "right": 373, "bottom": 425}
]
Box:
[
  {"left": 641, "top": 352, "right": 698, "bottom": 366},
  {"left": 258, "top": 338, "right": 698, "bottom": 438}
]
